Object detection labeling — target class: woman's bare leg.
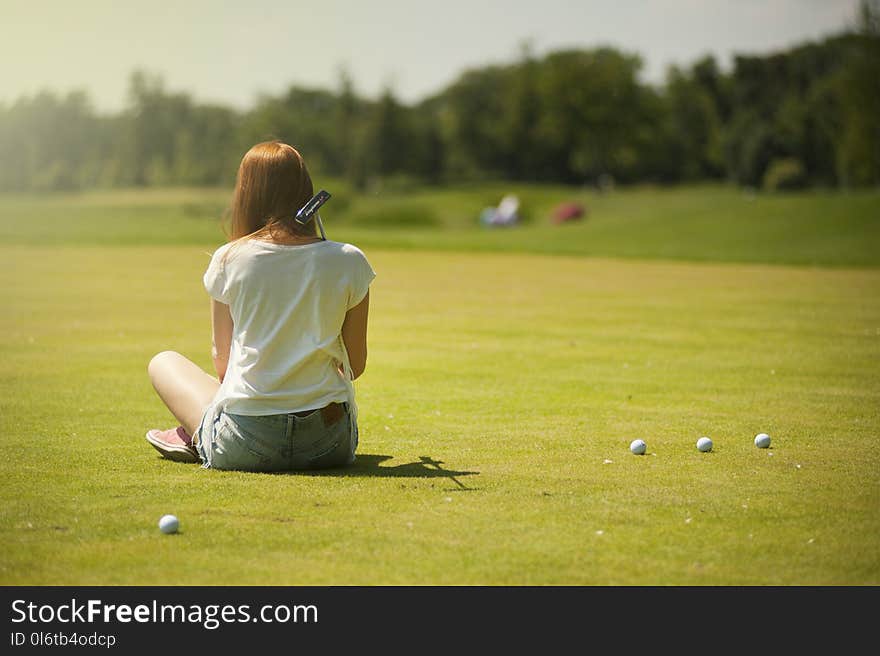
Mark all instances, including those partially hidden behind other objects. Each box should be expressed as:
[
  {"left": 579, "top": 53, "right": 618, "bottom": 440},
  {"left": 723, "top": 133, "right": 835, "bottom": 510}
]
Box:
[{"left": 148, "top": 351, "right": 220, "bottom": 437}]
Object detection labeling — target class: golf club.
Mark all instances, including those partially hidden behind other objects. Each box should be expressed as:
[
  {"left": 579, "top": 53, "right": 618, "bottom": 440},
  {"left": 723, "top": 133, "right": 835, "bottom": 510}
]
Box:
[{"left": 295, "top": 189, "right": 331, "bottom": 240}]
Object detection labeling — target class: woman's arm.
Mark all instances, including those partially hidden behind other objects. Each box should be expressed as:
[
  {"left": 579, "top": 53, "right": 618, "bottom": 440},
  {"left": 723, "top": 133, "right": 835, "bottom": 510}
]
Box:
[
  {"left": 341, "top": 291, "right": 370, "bottom": 380},
  {"left": 211, "top": 299, "right": 233, "bottom": 382}
]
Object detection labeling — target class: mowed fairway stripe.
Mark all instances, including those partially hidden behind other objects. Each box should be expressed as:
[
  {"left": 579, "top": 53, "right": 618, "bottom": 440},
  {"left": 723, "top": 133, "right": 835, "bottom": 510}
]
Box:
[{"left": 0, "top": 245, "right": 878, "bottom": 584}]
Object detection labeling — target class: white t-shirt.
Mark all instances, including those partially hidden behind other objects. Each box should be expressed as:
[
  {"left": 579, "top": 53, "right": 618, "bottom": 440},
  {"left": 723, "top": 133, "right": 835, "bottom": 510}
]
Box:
[{"left": 202, "top": 238, "right": 376, "bottom": 416}]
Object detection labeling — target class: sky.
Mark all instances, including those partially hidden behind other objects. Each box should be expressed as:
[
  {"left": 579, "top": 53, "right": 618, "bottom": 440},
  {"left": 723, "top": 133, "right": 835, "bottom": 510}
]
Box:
[{"left": 0, "top": 0, "right": 862, "bottom": 113}]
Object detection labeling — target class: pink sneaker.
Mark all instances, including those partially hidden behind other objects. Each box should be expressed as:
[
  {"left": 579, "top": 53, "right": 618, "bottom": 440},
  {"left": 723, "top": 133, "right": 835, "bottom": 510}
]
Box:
[{"left": 145, "top": 426, "right": 200, "bottom": 463}]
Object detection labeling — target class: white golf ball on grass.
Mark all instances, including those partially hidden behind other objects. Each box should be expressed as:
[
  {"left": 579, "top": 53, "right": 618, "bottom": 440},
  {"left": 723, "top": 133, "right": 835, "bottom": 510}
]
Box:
[
  {"left": 755, "top": 433, "right": 771, "bottom": 448},
  {"left": 696, "top": 436, "right": 713, "bottom": 452},
  {"left": 158, "top": 514, "right": 179, "bottom": 534},
  {"left": 630, "top": 439, "right": 647, "bottom": 455}
]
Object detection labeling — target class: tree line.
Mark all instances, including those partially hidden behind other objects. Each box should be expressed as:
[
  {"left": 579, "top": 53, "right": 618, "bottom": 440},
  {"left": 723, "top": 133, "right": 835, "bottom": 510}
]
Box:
[{"left": 1, "top": 5, "right": 877, "bottom": 193}]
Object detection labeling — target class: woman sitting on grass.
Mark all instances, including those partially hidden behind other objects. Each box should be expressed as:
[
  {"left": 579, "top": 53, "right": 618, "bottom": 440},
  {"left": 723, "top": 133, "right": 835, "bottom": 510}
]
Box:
[{"left": 144, "top": 140, "right": 375, "bottom": 471}]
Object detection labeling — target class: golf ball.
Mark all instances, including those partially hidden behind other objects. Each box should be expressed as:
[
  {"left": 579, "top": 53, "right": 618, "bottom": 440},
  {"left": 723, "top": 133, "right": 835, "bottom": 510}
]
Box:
[
  {"left": 754, "top": 433, "right": 771, "bottom": 449},
  {"left": 630, "top": 439, "right": 647, "bottom": 455},
  {"left": 696, "top": 436, "right": 713, "bottom": 452},
  {"left": 158, "top": 514, "right": 179, "bottom": 534}
]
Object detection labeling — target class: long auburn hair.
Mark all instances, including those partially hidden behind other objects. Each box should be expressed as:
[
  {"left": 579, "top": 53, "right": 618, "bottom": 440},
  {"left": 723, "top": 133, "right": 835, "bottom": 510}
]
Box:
[{"left": 227, "top": 141, "right": 317, "bottom": 242}]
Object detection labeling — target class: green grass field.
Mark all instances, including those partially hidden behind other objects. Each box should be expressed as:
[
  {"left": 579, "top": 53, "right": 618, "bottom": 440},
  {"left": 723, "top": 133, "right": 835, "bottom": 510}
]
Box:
[
  {"left": 2, "top": 183, "right": 878, "bottom": 266},
  {"left": 1, "top": 185, "right": 878, "bottom": 584}
]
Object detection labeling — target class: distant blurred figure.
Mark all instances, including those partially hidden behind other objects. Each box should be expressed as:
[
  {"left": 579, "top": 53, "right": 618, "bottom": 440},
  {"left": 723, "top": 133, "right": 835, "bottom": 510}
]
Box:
[
  {"left": 551, "top": 201, "right": 587, "bottom": 225},
  {"left": 597, "top": 173, "right": 615, "bottom": 194},
  {"left": 480, "top": 194, "right": 520, "bottom": 227}
]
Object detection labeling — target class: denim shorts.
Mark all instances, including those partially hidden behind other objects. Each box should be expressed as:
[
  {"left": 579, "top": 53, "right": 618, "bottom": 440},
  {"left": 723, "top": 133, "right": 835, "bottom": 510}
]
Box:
[{"left": 195, "top": 403, "right": 358, "bottom": 472}]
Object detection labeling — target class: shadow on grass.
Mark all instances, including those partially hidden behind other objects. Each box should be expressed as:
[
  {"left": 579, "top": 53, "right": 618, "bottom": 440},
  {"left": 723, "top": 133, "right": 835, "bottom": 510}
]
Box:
[
  {"left": 157, "top": 452, "right": 481, "bottom": 490},
  {"left": 298, "top": 454, "right": 479, "bottom": 491}
]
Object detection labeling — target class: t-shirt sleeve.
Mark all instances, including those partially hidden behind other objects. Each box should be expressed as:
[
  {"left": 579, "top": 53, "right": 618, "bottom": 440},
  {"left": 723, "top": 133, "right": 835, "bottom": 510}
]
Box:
[
  {"left": 203, "top": 244, "right": 232, "bottom": 304},
  {"left": 346, "top": 245, "right": 376, "bottom": 309}
]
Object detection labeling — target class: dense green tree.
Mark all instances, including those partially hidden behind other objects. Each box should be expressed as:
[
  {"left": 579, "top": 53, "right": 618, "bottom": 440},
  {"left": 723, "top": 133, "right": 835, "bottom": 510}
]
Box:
[
  {"left": 502, "top": 42, "right": 544, "bottom": 181},
  {"left": 351, "top": 86, "right": 415, "bottom": 189},
  {"left": 533, "top": 48, "right": 647, "bottom": 183},
  {"left": 0, "top": 89, "right": 111, "bottom": 191},
  {"left": 409, "top": 98, "right": 446, "bottom": 184},
  {"left": 241, "top": 85, "right": 344, "bottom": 175},
  {"left": 440, "top": 65, "right": 511, "bottom": 180},
  {"left": 334, "top": 67, "right": 364, "bottom": 180},
  {"left": 1, "top": 22, "right": 877, "bottom": 192},
  {"left": 665, "top": 63, "right": 724, "bottom": 180},
  {"left": 837, "top": 0, "right": 880, "bottom": 186}
]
